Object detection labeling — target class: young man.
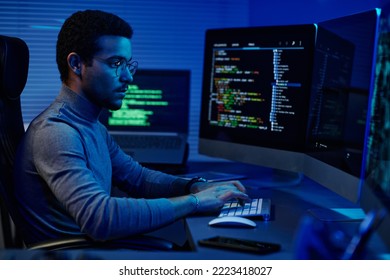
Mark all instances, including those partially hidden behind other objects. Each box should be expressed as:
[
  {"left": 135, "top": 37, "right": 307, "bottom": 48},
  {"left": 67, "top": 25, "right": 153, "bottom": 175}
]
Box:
[{"left": 13, "top": 10, "right": 248, "bottom": 246}]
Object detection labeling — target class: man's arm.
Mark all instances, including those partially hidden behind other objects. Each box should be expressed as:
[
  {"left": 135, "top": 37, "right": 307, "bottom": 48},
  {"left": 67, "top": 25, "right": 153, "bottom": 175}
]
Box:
[{"left": 168, "top": 182, "right": 249, "bottom": 219}]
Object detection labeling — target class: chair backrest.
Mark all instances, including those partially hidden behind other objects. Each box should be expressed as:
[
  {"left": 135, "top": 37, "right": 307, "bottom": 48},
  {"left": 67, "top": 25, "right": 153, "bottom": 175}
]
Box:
[
  {"left": 0, "top": 36, "right": 177, "bottom": 252},
  {"left": 0, "top": 35, "right": 29, "bottom": 248}
]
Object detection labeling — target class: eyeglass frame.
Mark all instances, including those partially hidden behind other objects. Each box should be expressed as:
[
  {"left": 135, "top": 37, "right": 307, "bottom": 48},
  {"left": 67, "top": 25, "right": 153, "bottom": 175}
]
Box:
[{"left": 93, "top": 56, "right": 138, "bottom": 77}]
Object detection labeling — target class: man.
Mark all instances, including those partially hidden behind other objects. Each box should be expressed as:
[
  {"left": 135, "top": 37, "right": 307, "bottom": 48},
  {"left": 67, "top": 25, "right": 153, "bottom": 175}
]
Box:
[{"left": 13, "top": 10, "right": 248, "bottom": 246}]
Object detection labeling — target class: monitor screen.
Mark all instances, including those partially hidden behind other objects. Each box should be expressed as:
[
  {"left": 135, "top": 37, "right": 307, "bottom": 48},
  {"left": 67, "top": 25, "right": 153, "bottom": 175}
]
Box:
[
  {"left": 360, "top": 5, "right": 390, "bottom": 249},
  {"left": 199, "top": 24, "right": 317, "bottom": 179},
  {"left": 304, "top": 9, "right": 380, "bottom": 203},
  {"left": 100, "top": 69, "right": 190, "bottom": 134},
  {"left": 99, "top": 69, "right": 191, "bottom": 165}
]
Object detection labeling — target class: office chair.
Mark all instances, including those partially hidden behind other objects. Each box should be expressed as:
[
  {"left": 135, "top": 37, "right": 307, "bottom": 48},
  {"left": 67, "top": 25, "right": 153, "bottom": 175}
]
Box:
[
  {"left": 0, "top": 34, "right": 28, "bottom": 249},
  {"left": 0, "top": 34, "right": 173, "bottom": 252}
]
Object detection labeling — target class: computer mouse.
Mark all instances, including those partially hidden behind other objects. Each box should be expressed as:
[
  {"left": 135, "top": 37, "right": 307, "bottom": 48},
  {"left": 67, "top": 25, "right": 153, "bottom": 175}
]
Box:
[{"left": 208, "top": 216, "right": 257, "bottom": 228}]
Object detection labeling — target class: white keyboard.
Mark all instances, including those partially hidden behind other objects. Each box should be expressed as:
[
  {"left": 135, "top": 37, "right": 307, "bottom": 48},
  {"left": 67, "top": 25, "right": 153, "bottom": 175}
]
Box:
[{"left": 218, "top": 198, "right": 271, "bottom": 221}]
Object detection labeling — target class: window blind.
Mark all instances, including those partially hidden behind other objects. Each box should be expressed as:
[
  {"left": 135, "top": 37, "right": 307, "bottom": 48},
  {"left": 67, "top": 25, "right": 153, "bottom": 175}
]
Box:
[{"left": 0, "top": 0, "right": 249, "bottom": 160}]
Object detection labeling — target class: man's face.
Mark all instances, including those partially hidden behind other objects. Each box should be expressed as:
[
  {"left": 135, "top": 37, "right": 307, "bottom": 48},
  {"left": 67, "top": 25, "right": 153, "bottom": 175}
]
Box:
[{"left": 81, "top": 35, "right": 134, "bottom": 110}]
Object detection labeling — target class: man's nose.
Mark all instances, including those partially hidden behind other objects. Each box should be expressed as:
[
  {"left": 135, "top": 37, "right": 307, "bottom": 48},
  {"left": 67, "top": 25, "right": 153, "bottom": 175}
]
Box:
[{"left": 119, "top": 67, "right": 133, "bottom": 83}]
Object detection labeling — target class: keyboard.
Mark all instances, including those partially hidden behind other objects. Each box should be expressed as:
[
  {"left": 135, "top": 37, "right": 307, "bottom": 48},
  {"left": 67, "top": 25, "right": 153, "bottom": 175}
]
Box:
[{"left": 218, "top": 198, "right": 271, "bottom": 221}]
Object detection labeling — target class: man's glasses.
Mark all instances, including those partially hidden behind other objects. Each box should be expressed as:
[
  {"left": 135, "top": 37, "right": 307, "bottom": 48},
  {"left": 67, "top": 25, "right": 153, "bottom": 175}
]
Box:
[{"left": 94, "top": 57, "right": 138, "bottom": 77}]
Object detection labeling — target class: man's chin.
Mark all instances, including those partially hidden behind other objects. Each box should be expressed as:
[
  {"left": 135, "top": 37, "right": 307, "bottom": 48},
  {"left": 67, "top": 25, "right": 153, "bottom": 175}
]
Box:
[{"left": 107, "top": 102, "right": 123, "bottom": 111}]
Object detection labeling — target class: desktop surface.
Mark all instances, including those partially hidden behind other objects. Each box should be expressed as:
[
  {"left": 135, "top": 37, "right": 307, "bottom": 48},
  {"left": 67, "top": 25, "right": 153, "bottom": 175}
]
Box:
[
  {"left": 1, "top": 160, "right": 387, "bottom": 260},
  {"left": 182, "top": 161, "right": 360, "bottom": 259}
]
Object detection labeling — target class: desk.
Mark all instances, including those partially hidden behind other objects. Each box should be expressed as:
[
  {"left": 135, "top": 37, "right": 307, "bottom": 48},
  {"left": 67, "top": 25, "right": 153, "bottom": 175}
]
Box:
[
  {"left": 182, "top": 161, "right": 360, "bottom": 259},
  {"left": 1, "top": 161, "right": 387, "bottom": 260}
]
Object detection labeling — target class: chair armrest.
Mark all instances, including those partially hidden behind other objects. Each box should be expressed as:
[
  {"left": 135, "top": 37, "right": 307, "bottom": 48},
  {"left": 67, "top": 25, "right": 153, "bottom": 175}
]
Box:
[{"left": 27, "top": 235, "right": 174, "bottom": 251}]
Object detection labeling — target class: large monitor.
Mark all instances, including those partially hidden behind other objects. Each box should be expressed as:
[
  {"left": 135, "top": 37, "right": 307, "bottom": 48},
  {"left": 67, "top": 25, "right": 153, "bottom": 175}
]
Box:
[
  {"left": 199, "top": 9, "right": 380, "bottom": 203},
  {"left": 304, "top": 9, "right": 380, "bottom": 203},
  {"left": 360, "top": 4, "right": 390, "bottom": 250},
  {"left": 199, "top": 24, "right": 317, "bottom": 186}
]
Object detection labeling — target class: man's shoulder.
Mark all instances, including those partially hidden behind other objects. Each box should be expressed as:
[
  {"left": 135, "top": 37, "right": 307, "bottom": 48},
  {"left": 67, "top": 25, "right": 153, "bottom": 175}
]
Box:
[{"left": 29, "top": 104, "right": 71, "bottom": 130}]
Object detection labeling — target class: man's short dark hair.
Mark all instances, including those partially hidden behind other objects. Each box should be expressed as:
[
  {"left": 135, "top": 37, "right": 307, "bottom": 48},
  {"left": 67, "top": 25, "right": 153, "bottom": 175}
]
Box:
[{"left": 56, "top": 10, "right": 133, "bottom": 82}]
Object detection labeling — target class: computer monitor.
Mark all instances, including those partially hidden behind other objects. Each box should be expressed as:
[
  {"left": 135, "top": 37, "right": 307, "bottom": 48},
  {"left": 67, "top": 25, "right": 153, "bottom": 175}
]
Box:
[
  {"left": 304, "top": 9, "right": 380, "bottom": 203},
  {"left": 101, "top": 69, "right": 190, "bottom": 134},
  {"left": 198, "top": 9, "right": 380, "bottom": 201},
  {"left": 199, "top": 24, "right": 317, "bottom": 186},
  {"left": 99, "top": 69, "right": 190, "bottom": 165},
  {"left": 360, "top": 4, "right": 390, "bottom": 250}
]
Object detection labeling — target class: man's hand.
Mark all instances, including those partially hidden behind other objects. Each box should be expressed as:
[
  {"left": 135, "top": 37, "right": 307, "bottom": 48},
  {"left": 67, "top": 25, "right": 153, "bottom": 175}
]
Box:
[
  {"left": 193, "top": 183, "right": 249, "bottom": 213},
  {"left": 191, "top": 180, "right": 246, "bottom": 193}
]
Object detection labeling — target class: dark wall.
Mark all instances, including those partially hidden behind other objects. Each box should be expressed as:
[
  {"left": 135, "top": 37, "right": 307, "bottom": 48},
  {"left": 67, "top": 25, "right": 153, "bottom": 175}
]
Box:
[{"left": 249, "top": 0, "right": 383, "bottom": 26}]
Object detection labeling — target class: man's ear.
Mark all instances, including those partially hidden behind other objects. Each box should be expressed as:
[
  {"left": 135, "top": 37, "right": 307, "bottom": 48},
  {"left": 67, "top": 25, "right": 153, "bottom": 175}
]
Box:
[{"left": 67, "top": 52, "right": 82, "bottom": 76}]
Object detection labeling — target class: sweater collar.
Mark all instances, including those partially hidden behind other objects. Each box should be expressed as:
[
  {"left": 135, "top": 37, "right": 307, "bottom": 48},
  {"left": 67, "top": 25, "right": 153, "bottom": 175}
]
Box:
[{"left": 57, "top": 85, "right": 102, "bottom": 122}]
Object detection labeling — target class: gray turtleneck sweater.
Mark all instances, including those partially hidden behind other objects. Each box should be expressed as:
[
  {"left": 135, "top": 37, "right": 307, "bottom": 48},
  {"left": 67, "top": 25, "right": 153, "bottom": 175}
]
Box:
[{"left": 14, "top": 85, "right": 179, "bottom": 245}]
